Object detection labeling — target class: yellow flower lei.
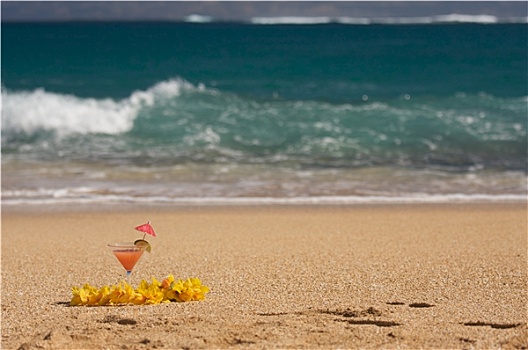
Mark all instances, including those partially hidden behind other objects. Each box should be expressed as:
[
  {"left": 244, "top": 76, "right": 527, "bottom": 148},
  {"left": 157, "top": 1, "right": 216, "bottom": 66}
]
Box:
[{"left": 71, "top": 275, "right": 209, "bottom": 306}]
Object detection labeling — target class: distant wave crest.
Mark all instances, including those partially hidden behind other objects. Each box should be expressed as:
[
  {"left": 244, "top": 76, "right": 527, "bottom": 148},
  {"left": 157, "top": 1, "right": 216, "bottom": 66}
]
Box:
[
  {"left": 251, "top": 14, "right": 528, "bottom": 25},
  {"left": 184, "top": 14, "right": 213, "bottom": 23}
]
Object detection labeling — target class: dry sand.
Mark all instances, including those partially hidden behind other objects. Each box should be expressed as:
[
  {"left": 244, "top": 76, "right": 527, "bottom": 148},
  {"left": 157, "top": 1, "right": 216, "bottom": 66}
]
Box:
[{"left": 1, "top": 203, "right": 527, "bottom": 349}]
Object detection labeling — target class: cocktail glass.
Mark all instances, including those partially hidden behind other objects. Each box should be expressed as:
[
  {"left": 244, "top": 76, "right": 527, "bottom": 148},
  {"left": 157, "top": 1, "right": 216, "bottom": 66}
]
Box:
[{"left": 108, "top": 242, "right": 146, "bottom": 284}]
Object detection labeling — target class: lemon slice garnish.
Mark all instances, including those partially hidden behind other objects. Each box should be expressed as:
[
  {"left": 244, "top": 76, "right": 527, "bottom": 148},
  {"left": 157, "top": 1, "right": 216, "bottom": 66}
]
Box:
[{"left": 134, "top": 239, "right": 151, "bottom": 253}]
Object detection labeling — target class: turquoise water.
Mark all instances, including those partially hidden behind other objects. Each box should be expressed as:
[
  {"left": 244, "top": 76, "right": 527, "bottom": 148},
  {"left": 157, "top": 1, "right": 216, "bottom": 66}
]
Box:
[{"left": 2, "top": 22, "right": 527, "bottom": 204}]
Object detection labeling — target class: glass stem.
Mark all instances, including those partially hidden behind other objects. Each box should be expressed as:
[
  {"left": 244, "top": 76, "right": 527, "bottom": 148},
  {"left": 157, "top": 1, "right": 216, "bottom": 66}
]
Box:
[{"left": 126, "top": 270, "right": 132, "bottom": 285}]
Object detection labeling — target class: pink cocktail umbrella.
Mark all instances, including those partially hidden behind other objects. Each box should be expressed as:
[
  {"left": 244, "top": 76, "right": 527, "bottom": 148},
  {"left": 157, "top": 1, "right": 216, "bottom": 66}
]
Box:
[{"left": 135, "top": 221, "right": 156, "bottom": 240}]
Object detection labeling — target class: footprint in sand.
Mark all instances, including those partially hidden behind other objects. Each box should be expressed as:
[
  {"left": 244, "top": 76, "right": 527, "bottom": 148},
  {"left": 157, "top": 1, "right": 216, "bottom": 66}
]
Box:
[
  {"left": 463, "top": 321, "right": 521, "bottom": 329},
  {"left": 323, "top": 307, "right": 401, "bottom": 327}
]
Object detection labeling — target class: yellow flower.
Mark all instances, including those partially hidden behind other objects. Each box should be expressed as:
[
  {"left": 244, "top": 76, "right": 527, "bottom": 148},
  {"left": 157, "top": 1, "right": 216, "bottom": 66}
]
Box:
[
  {"left": 150, "top": 277, "right": 162, "bottom": 288},
  {"left": 166, "top": 277, "right": 209, "bottom": 302},
  {"left": 97, "top": 286, "right": 111, "bottom": 306},
  {"left": 137, "top": 279, "right": 164, "bottom": 304},
  {"left": 70, "top": 276, "right": 209, "bottom": 306},
  {"left": 70, "top": 286, "right": 83, "bottom": 306},
  {"left": 161, "top": 274, "right": 175, "bottom": 290},
  {"left": 164, "top": 289, "right": 177, "bottom": 301}
]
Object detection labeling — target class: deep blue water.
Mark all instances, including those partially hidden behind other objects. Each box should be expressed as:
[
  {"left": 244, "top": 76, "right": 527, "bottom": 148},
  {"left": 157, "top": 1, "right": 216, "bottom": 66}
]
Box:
[{"left": 2, "top": 22, "right": 527, "bottom": 204}]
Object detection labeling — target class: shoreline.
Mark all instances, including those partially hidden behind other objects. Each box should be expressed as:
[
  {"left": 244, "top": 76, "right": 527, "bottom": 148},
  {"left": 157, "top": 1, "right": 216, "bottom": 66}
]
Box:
[
  {"left": 2, "top": 202, "right": 526, "bottom": 349},
  {"left": 2, "top": 194, "right": 526, "bottom": 213}
]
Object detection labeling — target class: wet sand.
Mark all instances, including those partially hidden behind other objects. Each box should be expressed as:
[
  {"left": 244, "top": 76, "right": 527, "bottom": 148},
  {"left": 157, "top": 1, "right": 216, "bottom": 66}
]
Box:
[{"left": 1, "top": 203, "right": 526, "bottom": 349}]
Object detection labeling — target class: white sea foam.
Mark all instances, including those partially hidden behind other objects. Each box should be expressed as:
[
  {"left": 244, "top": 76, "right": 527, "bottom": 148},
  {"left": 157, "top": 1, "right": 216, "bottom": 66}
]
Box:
[
  {"left": 1, "top": 88, "right": 137, "bottom": 136},
  {"left": 2, "top": 189, "right": 526, "bottom": 206},
  {"left": 128, "top": 78, "right": 197, "bottom": 107},
  {"left": 1, "top": 78, "right": 197, "bottom": 136}
]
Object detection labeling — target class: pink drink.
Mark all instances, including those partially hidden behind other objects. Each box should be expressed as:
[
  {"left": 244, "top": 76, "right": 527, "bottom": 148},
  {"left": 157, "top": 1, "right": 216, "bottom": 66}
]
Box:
[{"left": 113, "top": 249, "right": 144, "bottom": 272}]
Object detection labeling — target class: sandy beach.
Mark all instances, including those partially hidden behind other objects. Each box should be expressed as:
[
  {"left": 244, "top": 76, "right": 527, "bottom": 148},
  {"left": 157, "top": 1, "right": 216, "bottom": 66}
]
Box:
[{"left": 1, "top": 203, "right": 526, "bottom": 349}]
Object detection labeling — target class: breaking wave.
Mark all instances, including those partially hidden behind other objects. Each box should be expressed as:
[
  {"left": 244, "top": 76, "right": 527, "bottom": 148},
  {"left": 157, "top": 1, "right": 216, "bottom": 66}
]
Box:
[{"left": 1, "top": 79, "right": 201, "bottom": 137}]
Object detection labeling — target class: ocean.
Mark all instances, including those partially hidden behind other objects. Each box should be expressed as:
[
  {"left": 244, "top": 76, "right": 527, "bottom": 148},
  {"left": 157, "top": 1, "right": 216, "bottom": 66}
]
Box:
[{"left": 2, "top": 19, "right": 527, "bottom": 205}]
